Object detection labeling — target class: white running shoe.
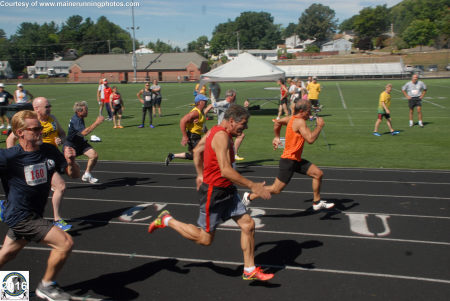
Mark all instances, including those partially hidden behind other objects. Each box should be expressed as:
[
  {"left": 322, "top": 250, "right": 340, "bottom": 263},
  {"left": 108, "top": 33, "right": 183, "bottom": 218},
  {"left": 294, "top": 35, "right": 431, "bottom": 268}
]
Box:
[
  {"left": 7, "top": 125, "right": 11, "bottom": 129},
  {"left": 0, "top": 125, "right": 4, "bottom": 129},
  {"left": 312, "top": 200, "right": 335, "bottom": 211},
  {"left": 241, "top": 192, "right": 251, "bottom": 208},
  {"left": 82, "top": 173, "right": 99, "bottom": 184}
]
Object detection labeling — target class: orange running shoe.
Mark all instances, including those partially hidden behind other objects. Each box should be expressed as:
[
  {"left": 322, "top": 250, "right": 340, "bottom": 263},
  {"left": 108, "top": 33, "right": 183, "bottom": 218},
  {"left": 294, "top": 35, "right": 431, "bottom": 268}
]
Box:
[
  {"left": 148, "top": 210, "right": 171, "bottom": 233},
  {"left": 242, "top": 266, "right": 274, "bottom": 281}
]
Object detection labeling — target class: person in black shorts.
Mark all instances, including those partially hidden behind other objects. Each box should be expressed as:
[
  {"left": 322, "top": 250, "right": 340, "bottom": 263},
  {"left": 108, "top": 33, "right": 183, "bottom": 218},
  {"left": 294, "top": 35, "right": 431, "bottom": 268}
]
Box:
[
  {"left": 165, "top": 94, "right": 208, "bottom": 165},
  {"left": 150, "top": 104, "right": 274, "bottom": 281},
  {"left": 0, "top": 110, "right": 80, "bottom": 300},
  {"left": 0, "top": 83, "right": 14, "bottom": 129},
  {"left": 242, "top": 98, "right": 334, "bottom": 211},
  {"left": 64, "top": 101, "right": 104, "bottom": 184},
  {"left": 110, "top": 86, "right": 124, "bottom": 129},
  {"left": 137, "top": 82, "right": 154, "bottom": 128}
]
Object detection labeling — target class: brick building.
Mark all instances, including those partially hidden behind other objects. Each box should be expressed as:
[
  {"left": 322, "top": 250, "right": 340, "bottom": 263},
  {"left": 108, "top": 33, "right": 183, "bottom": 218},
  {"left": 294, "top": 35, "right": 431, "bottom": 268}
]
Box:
[{"left": 69, "top": 52, "right": 208, "bottom": 83}]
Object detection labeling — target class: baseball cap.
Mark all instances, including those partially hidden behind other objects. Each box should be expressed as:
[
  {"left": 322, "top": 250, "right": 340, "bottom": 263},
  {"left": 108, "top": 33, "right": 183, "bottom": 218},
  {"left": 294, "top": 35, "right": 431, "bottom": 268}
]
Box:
[
  {"left": 195, "top": 94, "right": 209, "bottom": 103},
  {"left": 103, "top": 78, "right": 108, "bottom": 83},
  {"left": 17, "top": 83, "right": 23, "bottom": 87},
  {"left": 312, "top": 76, "right": 317, "bottom": 80},
  {"left": 0, "top": 83, "right": 4, "bottom": 88}
]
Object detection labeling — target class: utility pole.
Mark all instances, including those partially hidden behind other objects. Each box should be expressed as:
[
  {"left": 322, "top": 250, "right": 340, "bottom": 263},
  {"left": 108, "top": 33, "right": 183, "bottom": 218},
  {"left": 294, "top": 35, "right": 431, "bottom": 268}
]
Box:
[
  {"left": 236, "top": 31, "right": 240, "bottom": 54},
  {"left": 131, "top": 0, "right": 137, "bottom": 82}
]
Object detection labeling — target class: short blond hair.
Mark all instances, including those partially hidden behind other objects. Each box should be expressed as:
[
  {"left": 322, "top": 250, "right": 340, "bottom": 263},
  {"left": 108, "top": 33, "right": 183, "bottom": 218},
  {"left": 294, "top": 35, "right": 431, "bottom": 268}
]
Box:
[
  {"left": 73, "top": 101, "right": 88, "bottom": 113},
  {"left": 11, "top": 110, "right": 38, "bottom": 136}
]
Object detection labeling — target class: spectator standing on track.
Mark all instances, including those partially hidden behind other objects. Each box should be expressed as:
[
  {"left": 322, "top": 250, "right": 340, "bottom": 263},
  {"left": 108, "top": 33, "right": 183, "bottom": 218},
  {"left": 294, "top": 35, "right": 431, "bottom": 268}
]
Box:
[
  {"left": 98, "top": 79, "right": 113, "bottom": 121},
  {"left": 165, "top": 94, "right": 208, "bottom": 165},
  {"left": 242, "top": 98, "right": 335, "bottom": 211},
  {"left": 0, "top": 110, "right": 80, "bottom": 300},
  {"left": 373, "top": 84, "right": 400, "bottom": 136},
  {"left": 306, "top": 76, "right": 322, "bottom": 113},
  {"left": 0, "top": 83, "right": 14, "bottom": 129},
  {"left": 151, "top": 79, "right": 163, "bottom": 117},
  {"left": 6, "top": 97, "right": 74, "bottom": 231},
  {"left": 13, "top": 83, "right": 33, "bottom": 104},
  {"left": 149, "top": 104, "right": 274, "bottom": 281},
  {"left": 276, "top": 78, "right": 289, "bottom": 120},
  {"left": 206, "top": 89, "right": 246, "bottom": 161},
  {"left": 64, "top": 101, "right": 104, "bottom": 184},
  {"left": 110, "top": 86, "right": 124, "bottom": 129},
  {"left": 137, "top": 82, "right": 154, "bottom": 128},
  {"left": 402, "top": 74, "right": 427, "bottom": 128}
]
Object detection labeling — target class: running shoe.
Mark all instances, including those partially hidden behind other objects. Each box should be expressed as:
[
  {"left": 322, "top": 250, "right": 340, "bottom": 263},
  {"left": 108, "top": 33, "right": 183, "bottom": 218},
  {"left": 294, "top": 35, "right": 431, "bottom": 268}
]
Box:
[
  {"left": 312, "top": 200, "right": 335, "bottom": 211},
  {"left": 165, "top": 153, "right": 174, "bottom": 166},
  {"left": 391, "top": 131, "right": 400, "bottom": 136},
  {"left": 81, "top": 173, "right": 99, "bottom": 184},
  {"left": 54, "top": 219, "right": 72, "bottom": 232},
  {"left": 419, "top": 122, "right": 424, "bottom": 128},
  {"left": 113, "top": 126, "right": 118, "bottom": 129},
  {"left": 138, "top": 124, "right": 144, "bottom": 128},
  {"left": 242, "top": 266, "right": 274, "bottom": 281},
  {"left": 0, "top": 200, "right": 5, "bottom": 222},
  {"left": 241, "top": 192, "right": 251, "bottom": 208},
  {"left": 36, "top": 281, "right": 71, "bottom": 301},
  {"left": 148, "top": 210, "right": 171, "bottom": 233},
  {"left": 235, "top": 154, "right": 244, "bottom": 161},
  {"left": 0, "top": 125, "right": 4, "bottom": 129},
  {"left": 149, "top": 124, "right": 155, "bottom": 128},
  {"left": 373, "top": 132, "right": 382, "bottom": 136},
  {"left": 6, "top": 125, "right": 11, "bottom": 129},
  {"left": 117, "top": 125, "right": 124, "bottom": 128}
]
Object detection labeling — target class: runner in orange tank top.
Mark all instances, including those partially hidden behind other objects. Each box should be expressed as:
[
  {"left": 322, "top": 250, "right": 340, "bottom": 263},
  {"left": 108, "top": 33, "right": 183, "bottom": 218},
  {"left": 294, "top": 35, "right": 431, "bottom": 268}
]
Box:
[{"left": 242, "top": 98, "right": 335, "bottom": 211}]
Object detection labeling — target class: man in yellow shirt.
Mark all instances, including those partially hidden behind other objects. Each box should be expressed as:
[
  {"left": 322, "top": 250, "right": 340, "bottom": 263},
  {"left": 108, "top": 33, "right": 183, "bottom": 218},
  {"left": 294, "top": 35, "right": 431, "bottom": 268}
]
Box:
[
  {"left": 373, "top": 84, "right": 400, "bottom": 136},
  {"left": 306, "top": 76, "right": 321, "bottom": 113},
  {"left": 165, "top": 94, "right": 208, "bottom": 165}
]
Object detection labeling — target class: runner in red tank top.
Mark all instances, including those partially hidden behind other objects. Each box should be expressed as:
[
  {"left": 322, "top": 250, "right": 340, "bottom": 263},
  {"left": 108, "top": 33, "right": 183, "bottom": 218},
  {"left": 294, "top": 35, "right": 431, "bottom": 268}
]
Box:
[
  {"left": 242, "top": 98, "right": 335, "bottom": 211},
  {"left": 148, "top": 104, "right": 275, "bottom": 281}
]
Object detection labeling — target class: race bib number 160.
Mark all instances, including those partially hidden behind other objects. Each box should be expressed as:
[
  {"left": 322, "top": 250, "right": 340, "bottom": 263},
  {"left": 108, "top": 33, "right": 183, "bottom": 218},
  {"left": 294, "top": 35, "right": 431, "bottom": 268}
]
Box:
[{"left": 24, "top": 163, "right": 47, "bottom": 186}]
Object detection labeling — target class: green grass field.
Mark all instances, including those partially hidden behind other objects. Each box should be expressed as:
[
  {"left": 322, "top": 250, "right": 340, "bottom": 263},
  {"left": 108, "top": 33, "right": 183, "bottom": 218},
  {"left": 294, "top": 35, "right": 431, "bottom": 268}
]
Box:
[{"left": 1, "top": 79, "right": 449, "bottom": 169}]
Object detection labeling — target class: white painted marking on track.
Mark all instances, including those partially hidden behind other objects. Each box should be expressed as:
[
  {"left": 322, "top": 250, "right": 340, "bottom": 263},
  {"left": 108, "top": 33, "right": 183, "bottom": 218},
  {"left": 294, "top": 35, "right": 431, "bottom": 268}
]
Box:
[
  {"left": 336, "top": 83, "right": 354, "bottom": 126},
  {"left": 85, "top": 170, "right": 450, "bottom": 185},
  {"left": 15, "top": 246, "right": 450, "bottom": 284},
  {"left": 60, "top": 183, "right": 450, "bottom": 200}
]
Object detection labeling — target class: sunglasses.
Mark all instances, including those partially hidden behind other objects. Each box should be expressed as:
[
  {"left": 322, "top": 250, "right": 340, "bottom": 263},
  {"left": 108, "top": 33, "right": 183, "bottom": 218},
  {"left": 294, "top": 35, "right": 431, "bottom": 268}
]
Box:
[
  {"left": 24, "top": 126, "right": 43, "bottom": 133},
  {"left": 45, "top": 105, "right": 52, "bottom": 108}
]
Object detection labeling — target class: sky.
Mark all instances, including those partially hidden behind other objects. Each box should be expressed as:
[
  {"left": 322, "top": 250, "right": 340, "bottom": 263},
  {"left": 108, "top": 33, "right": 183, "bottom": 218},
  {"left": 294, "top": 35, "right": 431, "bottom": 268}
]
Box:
[{"left": 0, "top": 0, "right": 404, "bottom": 49}]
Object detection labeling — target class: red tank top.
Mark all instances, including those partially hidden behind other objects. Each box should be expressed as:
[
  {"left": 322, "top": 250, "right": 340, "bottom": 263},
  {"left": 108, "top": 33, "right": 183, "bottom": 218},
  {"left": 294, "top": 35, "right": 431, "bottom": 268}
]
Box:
[
  {"left": 203, "top": 125, "right": 235, "bottom": 188},
  {"left": 103, "top": 87, "right": 112, "bottom": 103}
]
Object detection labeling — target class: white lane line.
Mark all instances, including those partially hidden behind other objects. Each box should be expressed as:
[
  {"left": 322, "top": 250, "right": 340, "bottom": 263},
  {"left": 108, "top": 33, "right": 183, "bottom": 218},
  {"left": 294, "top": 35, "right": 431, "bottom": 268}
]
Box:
[
  {"left": 88, "top": 170, "right": 450, "bottom": 185},
  {"left": 336, "top": 83, "right": 354, "bottom": 126},
  {"left": 62, "top": 183, "right": 450, "bottom": 200},
  {"left": 51, "top": 216, "right": 450, "bottom": 245},
  {"left": 18, "top": 246, "right": 450, "bottom": 284},
  {"left": 91, "top": 160, "right": 450, "bottom": 173},
  {"left": 422, "top": 99, "right": 446, "bottom": 108},
  {"left": 52, "top": 196, "right": 450, "bottom": 220}
]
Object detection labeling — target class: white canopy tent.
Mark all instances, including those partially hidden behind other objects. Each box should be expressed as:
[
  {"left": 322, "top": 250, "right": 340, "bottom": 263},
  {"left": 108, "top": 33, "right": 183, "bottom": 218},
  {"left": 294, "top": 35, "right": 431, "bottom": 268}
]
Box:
[{"left": 200, "top": 52, "right": 285, "bottom": 85}]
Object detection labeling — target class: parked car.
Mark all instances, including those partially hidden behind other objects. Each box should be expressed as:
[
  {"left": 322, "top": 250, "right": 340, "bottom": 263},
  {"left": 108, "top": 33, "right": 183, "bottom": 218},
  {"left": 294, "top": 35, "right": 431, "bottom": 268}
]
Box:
[
  {"left": 413, "top": 65, "right": 425, "bottom": 73},
  {"left": 404, "top": 65, "right": 414, "bottom": 72},
  {"left": 446, "top": 64, "right": 450, "bottom": 71},
  {"left": 428, "top": 65, "right": 438, "bottom": 72}
]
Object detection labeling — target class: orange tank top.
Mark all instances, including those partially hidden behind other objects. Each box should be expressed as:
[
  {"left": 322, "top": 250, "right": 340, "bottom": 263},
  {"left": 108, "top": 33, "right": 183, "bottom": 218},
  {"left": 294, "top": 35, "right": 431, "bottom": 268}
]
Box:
[{"left": 281, "top": 116, "right": 305, "bottom": 161}]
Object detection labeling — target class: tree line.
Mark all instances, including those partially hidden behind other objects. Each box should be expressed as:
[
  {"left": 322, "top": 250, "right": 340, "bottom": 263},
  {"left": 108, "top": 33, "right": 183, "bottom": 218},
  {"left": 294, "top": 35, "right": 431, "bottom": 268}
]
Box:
[{"left": 1, "top": 0, "right": 448, "bottom": 74}]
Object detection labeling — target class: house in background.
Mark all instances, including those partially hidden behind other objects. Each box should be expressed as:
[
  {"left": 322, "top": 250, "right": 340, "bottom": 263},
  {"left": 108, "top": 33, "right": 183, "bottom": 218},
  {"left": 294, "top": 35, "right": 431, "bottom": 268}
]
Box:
[
  {"left": 0, "top": 61, "right": 13, "bottom": 79},
  {"left": 321, "top": 38, "right": 352, "bottom": 54},
  {"left": 223, "top": 49, "right": 278, "bottom": 61},
  {"left": 68, "top": 52, "right": 208, "bottom": 83}
]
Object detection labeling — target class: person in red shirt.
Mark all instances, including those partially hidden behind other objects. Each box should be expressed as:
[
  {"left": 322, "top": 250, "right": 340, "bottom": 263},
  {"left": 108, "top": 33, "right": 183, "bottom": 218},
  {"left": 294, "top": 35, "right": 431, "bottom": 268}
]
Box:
[
  {"left": 148, "top": 104, "right": 275, "bottom": 281},
  {"left": 98, "top": 79, "right": 113, "bottom": 120},
  {"left": 243, "top": 98, "right": 334, "bottom": 211}
]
